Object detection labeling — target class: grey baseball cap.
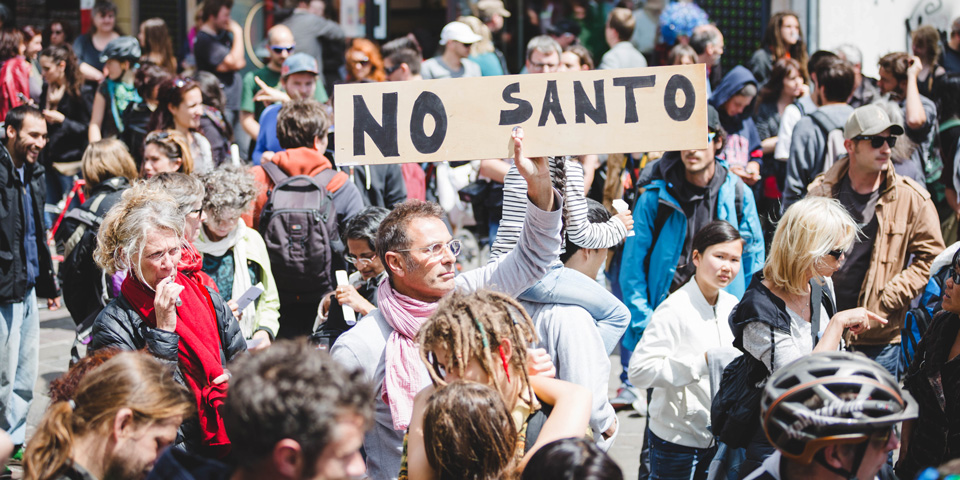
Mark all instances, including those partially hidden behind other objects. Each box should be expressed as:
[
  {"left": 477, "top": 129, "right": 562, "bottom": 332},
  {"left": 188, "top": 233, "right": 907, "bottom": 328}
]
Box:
[{"left": 843, "top": 104, "right": 905, "bottom": 140}]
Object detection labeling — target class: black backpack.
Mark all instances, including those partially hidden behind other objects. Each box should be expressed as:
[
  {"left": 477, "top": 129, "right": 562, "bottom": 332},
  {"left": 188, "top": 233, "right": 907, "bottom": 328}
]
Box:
[
  {"left": 258, "top": 162, "right": 344, "bottom": 304},
  {"left": 120, "top": 101, "right": 153, "bottom": 167}
]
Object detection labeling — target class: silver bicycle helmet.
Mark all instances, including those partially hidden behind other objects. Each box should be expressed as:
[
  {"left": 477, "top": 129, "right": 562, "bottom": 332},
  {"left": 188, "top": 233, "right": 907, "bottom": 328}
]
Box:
[
  {"left": 761, "top": 351, "right": 917, "bottom": 465},
  {"left": 100, "top": 36, "right": 141, "bottom": 64}
]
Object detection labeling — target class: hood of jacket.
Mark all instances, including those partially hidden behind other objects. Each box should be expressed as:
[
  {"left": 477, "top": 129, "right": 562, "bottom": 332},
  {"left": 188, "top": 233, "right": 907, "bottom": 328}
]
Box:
[
  {"left": 709, "top": 65, "right": 758, "bottom": 110},
  {"left": 269, "top": 147, "right": 336, "bottom": 177}
]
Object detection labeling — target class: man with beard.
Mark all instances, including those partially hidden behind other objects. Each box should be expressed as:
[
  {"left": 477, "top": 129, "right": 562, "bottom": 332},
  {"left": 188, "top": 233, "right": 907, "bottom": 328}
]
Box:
[{"left": 0, "top": 105, "right": 59, "bottom": 461}]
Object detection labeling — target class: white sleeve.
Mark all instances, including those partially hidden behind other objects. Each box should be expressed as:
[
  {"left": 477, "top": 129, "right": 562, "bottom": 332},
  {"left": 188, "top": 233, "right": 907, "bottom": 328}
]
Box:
[
  {"left": 628, "top": 307, "right": 707, "bottom": 389},
  {"left": 563, "top": 160, "right": 628, "bottom": 249},
  {"left": 773, "top": 105, "right": 802, "bottom": 161},
  {"left": 742, "top": 321, "right": 807, "bottom": 372}
]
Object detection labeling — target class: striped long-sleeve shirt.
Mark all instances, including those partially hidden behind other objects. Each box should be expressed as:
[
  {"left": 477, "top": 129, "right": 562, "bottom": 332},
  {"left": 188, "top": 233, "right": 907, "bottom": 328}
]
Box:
[{"left": 490, "top": 156, "right": 627, "bottom": 262}]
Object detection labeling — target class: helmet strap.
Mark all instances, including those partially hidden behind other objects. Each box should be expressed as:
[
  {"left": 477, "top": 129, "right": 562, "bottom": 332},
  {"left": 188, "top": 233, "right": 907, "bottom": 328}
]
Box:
[{"left": 813, "top": 441, "right": 870, "bottom": 480}]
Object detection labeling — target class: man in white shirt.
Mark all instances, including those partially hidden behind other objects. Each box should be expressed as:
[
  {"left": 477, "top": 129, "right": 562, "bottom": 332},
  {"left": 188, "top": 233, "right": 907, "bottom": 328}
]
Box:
[{"left": 420, "top": 21, "right": 482, "bottom": 80}]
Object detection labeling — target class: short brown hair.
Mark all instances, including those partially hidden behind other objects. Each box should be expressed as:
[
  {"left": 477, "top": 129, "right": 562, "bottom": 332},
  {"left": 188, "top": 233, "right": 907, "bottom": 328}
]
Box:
[
  {"left": 879, "top": 52, "right": 910, "bottom": 83},
  {"left": 201, "top": 0, "right": 233, "bottom": 23},
  {"left": 375, "top": 200, "right": 444, "bottom": 278},
  {"left": 276, "top": 99, "right": 330, "bottom": 150},
  {"left": 80, "top": 139, "right": 138, "bottom": 192},
  {"left": 607, "top": 8, "right": 635, "bottom": 42}
]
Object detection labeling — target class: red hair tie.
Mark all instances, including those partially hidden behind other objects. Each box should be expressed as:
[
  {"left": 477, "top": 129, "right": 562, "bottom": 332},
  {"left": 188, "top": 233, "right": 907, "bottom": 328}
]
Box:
[{"left": 499, "top": 344, "right": 511, "bottom": 383}]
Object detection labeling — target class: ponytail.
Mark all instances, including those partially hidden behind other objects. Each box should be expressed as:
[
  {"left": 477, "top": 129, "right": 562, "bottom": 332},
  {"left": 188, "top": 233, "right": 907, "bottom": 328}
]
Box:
[{"left": 22, "top": 402, "right": 76, "bottom": 480}]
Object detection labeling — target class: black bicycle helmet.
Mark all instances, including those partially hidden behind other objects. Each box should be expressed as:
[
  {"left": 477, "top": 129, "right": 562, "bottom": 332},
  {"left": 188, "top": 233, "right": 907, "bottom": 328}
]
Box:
[
  {"left": 100, "top": 36, "right": 141, "bottom": 64},
  {"left": 761, "top": 351, "right": 917, "bottom": 466}
]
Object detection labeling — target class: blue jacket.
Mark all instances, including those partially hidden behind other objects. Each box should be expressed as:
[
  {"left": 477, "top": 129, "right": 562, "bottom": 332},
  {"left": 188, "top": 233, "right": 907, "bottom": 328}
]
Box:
[
  {"left": 618, "top": 161, "right": 765, "bottom": 351},
  {"left": 252, "top": 103, "right": 283, "bottom": 166}
]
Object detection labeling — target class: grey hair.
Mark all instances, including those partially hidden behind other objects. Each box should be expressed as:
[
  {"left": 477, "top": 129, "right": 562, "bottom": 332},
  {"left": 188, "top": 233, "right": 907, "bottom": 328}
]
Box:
[
  {"left": 834, "top": 44, "right": 862, "bottom": 67},
  {"left": 94, "top": 183, "right": 185, "bottom": 282},
  {"left": 197, "top": 165, "right": 261, "bottom": 222},
  {"left": 690, "top": 24, "right": 721, "bottom": 55},
  {"left": 526, "top": 35, "right": 561, "bottom": 61},
  {"left": 146, "top": 172, "right": 204, "bottom": 216}
]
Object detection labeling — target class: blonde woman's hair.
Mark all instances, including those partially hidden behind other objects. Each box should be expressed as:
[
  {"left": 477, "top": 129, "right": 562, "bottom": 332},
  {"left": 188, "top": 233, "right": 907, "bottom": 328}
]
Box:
[
  {"left": 23, "top": 352, "right": 192, "bottom": 480},
  {"left": 93, "top": 182, "right": 184, "bottom": 283},
  {"left": 80, "top": 139, "right": 139, "bottom": 194},
  {"left": 457, "top": 15, "right": 495, "bottom": 56},
  {"left": 764, "top": 196, "right": 858, "bottom": 295}
]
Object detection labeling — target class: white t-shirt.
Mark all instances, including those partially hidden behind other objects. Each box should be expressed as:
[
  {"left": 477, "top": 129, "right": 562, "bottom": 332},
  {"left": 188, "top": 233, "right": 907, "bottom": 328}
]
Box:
[{"left": 420, "top": 56, "right": 482, "bottom": 80}]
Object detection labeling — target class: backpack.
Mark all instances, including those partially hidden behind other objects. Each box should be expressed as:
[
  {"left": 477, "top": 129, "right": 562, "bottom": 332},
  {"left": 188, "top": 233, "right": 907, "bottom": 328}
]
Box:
[
  {"left": 258, "top": 162, "right": 345, "bottom": 304},
  {"left": 901, "top": 264, "right": 950, "bottom": 370},
  {"left": 809, "top": 110, "right": 847, "bottom": 175},
  {"left": 711, "top": 280, "right": 835, "bottom": 448},
  {"left": 120, "top": 101, "right": 152, "bottom": 166}
]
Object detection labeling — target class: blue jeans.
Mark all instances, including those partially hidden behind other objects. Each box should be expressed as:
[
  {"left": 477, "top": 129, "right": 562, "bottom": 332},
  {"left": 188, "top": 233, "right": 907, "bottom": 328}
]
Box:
[
  {"left": 519, "top": 266, "right": 630, "bottom": 355},
  {"left": 648, "top": 431, "right": 716, "bottom": 480},
  {"left": 848, "top": 343, "right": 901, "bottom": 380},
  {"left": 0, "top": 288, "right": 39, "bottom": 444}
]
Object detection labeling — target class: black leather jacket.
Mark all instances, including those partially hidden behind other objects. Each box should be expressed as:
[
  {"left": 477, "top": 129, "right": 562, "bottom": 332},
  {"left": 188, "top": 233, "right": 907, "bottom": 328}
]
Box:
[
  {"left": 0, "top": 143, "right": 58, "bottom": 303},
  {"left": 89, "top": 285, "right": 247, "bottom": 453}
]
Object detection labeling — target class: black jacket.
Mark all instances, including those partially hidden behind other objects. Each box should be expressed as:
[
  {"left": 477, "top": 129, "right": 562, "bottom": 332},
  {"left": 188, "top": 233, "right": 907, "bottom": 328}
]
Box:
[
  {"left": 89, "top": 285, "right": 247, "bottom": 452},
  {"left": 335, "top": 163, "right": 408, "bottom": 208},
  {"left": 0, "top": 143, "right": 58, "bottom": 303},
  {"left": 38, "top": 83, "right": 93, "bottom": 168}
]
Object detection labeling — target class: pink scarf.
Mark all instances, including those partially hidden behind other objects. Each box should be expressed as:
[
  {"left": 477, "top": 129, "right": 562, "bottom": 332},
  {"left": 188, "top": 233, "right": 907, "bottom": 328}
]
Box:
[{"left": 377, "top": 278, "right": 437, "bottom": 430}]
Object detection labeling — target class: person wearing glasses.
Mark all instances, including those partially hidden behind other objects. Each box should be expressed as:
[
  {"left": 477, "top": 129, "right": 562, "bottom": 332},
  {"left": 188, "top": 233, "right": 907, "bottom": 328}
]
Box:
[
  {"left": 330, "top": 128, "right": 562, "bottom": 480},
  {"left": 43, "top": 21, "right": 72, "bottom": 48},
  {"left": 806, "top": 103, "right": 944, "bottom": 378},
  {"left": 250, "top": 53, "right": 325, "bottom": 165},
  {"left": 421, "top": 22, "right": 482, "bottom": 80},
  {"left": 239, "top": 25, "right": 328, "bottom": 144},
  {"left": 345, "top": 38, "right": 386, "bottom": 83},
  {"left": 744, "top": 351, "right": 916, "bottom": 480}
]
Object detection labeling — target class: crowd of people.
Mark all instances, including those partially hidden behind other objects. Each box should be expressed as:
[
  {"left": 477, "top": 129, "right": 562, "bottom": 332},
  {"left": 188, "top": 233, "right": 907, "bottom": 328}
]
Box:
[{"left": 3, "top": 0, "right": 960, "bottom": 479}]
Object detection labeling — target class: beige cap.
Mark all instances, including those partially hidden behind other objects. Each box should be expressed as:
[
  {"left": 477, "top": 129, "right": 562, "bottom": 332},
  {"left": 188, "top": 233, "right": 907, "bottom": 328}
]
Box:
[
  {"left": 477, "top": 0, "right": 511, "bottom": 18},
  {"left": 843, "top": 104, "right": 905, "bottom": 140}
]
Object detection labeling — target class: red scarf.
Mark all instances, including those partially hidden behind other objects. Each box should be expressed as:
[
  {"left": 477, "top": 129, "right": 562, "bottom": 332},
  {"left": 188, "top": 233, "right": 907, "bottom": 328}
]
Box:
[
  {"left": 121, "top": 270, "right": 231, "bottom": 457},
  {"left": 179, "top": 242, "right": 219, "bottom": 293}
]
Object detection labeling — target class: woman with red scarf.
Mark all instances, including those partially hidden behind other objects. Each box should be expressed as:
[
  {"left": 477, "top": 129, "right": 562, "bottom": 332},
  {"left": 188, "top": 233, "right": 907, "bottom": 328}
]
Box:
[{"left": 90, "top": 181, "right": 246, "bottom": 458}]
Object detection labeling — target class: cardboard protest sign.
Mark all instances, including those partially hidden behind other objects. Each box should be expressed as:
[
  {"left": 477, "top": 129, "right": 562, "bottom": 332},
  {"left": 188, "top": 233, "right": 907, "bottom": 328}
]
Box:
[{"left": 334, "top": 64, "right": 708, "bottom": 166}]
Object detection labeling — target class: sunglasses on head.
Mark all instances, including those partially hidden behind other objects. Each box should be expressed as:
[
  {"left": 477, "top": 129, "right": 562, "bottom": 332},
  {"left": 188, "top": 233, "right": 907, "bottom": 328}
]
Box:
[
  {"left": 270, "top": 45, "right": 295, "bottom": 54},
  {"left": 854, "top": 135, "right": 897, "bottom": 149}
]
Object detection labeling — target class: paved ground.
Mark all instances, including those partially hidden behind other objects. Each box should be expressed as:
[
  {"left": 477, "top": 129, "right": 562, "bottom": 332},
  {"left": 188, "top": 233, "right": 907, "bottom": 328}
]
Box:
[{"left": 21, "top": 305, "right": 647, "bottom": 479}]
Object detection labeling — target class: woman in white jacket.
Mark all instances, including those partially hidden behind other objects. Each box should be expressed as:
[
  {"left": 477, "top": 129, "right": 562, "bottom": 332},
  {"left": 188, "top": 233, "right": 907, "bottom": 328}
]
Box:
[{"left": 628, "top": 220, "right": 744, "bottom": 480}]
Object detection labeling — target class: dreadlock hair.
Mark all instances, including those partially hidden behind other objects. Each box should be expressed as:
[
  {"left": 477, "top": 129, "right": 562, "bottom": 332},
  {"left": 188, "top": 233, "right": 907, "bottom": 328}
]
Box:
[{"left": 417, "top": 289, "right": 539, "bottom": 409}]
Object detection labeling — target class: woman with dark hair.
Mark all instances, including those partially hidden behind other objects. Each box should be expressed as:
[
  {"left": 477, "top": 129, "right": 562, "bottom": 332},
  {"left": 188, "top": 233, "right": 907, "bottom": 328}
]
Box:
[
  {"left": 193, "top": 71, "right": 232, "bottom": 167},
  {"left": 38, "top": 44, "right": 93, "bottom": 227},
  {"left": 629, "top": 220, "right": 743, "bottom": 480},
  {"left": 73, "top": 0, "right": 120, "bottom": 83},
  {"left": 752, "top": 57, "right": 805, "bottom": 244},
  {"left": 138, "top": 17, "right": 177, "bottom": 75},
  {"left": 120, "top": 62, "right": 172, "bottom": 165},
  {"left": 43, "top": 21, "right": 73, "bottom": 48},
  {"left": 522, "top": 438, "right": 623, "bottom": 480},
  {"left": 149, "top": 77, "right": 213, "bottom": 173},
  {"left": 422, "top": 381, "right": 519, "bottom": 480},
  {"left": 938, "top": 74, "right": 960, "bottom": 231},
  {"left": 21, "top": 26, "right": 43, "bottom": 101},
  {"left": 748, "top": 12, "right": 809, "bottom": 88},
  {"left": 911, "top": 25, "right": 946, "bottom": 101},
  {"left": 345, "top": 38, "right": 386, "bottom": 83},
  {"left": 141, "top": 129, "right": 194, "bottom": 179},
  {"left": 0, "top": 27, "right": 30, "bottom": 120}
]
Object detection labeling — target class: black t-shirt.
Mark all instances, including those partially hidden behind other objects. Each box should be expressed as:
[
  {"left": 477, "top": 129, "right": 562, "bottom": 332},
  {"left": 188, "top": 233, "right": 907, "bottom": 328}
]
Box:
[
  {"left": 193, "top": 29, "right": 241, "bottom": 111},
  {"left": 833, "top": 176, "right": 883, "bottom": 312},
  {"left": 73, "top": 34, "right": 104, "bottom": 71}
]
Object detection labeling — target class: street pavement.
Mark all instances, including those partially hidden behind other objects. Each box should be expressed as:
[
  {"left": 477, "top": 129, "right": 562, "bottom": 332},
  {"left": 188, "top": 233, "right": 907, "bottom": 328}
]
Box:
[{"left": 21, "top": 305, "right": 646, "bottom": 479}]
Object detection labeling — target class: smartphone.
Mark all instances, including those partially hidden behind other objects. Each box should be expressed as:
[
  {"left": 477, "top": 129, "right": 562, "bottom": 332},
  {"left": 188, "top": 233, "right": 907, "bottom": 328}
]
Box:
[
  {"left": 336, "top": 270, "right": 357, "bottom": 326},
  {"left": 234, "top": 283, "right": 265, "bottom": 311}
]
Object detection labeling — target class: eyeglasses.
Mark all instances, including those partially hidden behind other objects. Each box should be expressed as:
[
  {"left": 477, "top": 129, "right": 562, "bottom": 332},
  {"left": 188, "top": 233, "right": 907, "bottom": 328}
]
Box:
[
  {"left": 854, "top": 135, "right": 897, "bottom": 149},
  {"left": 188, "top": 205, "right": 204, "bottom": 217},
  {"left": 384, "top": 63, "right": 401, "bottom": 76},
  {"left": 708, "top": 132, "right": 717, "bottom": 143},
  {"left": 352, "top": 56, "right": 370, "bottom": 66},
  {"left": 827, "top": 248, "right": 845, "bottom": 260},
  {"left": 344, "top": 253, "right": 378, "bottom": 267},
  {"left": 51, "top": 29, "right": 64, "bottom": 35},
  {"left": 951, "top": 267, "right": 960, "bottom": 285},
  {"left": 394, "top": 239, "right": 462, "bottom": 259},
  {"left": 270, "top": 45, "right": 295, "bottom": 54},
  {"left": 529, "top": 61, "right": 559, "bottom": 71}
]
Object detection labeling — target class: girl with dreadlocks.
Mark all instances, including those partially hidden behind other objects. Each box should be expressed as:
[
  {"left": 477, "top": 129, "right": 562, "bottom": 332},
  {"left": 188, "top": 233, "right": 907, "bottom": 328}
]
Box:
[
  {"left": 401, "top": 289, "right": 592, "bottom": 480},
  {"left": 490, "top": 127, "right": 631, "bottom": 356}
]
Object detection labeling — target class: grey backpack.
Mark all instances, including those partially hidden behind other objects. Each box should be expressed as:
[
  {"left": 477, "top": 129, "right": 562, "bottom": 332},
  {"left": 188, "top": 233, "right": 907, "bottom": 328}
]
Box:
[{"left": 258, "top": 162, "right": 344, "bottom": 304}]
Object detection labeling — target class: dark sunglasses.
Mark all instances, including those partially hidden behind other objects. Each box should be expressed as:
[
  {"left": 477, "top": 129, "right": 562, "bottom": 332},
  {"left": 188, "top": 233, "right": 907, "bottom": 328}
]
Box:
[
  {"left": 827, "top": 248, "right": 844, "bottom": 260},
  {"left": 384, "top": 64, "right": 401, "bottom": 75},
  {"left": 854, "top": 135, "right": 897, "bottom": 149},
  {"left": 51, "top": 29, "right": 64, "bottom": 34},
  {"left": 951, "top": 268, "right": 960, "bottom": 285},
  {"left": 352, "top": 56, "right": 370, "bottom": 66},
  {"left": 270, "top": 45, "right": 295, "bottom": 54}
]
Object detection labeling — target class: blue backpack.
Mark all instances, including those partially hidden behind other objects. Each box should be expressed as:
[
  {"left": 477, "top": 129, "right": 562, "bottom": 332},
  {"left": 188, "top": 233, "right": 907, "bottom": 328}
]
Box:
[{"left": 901, "top": 265, "right": 950, "bottom": 369}]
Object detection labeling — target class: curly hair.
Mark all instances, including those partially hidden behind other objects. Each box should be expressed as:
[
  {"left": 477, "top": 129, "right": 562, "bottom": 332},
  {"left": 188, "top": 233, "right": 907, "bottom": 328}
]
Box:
[
  {"left": 197, "top": 165, "right": 260, "bottom": 222},
  {"left": 424, "top": 381, "right": 519, "bottom": 480},
  {"left": 417, "top": 290, "right": 539, "bottom": 408}
]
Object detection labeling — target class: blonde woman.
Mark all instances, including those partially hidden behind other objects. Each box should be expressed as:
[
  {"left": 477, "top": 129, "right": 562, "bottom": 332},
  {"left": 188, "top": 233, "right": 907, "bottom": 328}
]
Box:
[
  {"left": 458, "top": 15, "right": 505, "bottom": 76},
  {"left": 730, "top": 196, "right": 886, "bottom": 473}
]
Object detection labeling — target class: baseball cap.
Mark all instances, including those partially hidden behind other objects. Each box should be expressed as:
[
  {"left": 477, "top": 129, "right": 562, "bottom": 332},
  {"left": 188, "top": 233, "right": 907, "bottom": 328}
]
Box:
[
  {"left": 707, "top": 105, "right": 721, "bottom": 132},
  {"left": 476, "top": 0, "right": 511, "bottom": 19},
  {"left": 843, "top": 104, "right": 905, "bottom": 140},
  {"left": 281, "top": 53, "right": 319, "bottom": 78},
  {"left": 439, "top": 21, "right": 483, "bottom": 45}
]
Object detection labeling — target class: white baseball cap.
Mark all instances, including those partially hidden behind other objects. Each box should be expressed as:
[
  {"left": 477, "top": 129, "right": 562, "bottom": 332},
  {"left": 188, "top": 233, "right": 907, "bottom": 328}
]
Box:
[{"left": 439, "top": 21, "right": 483, "bottom": 45}]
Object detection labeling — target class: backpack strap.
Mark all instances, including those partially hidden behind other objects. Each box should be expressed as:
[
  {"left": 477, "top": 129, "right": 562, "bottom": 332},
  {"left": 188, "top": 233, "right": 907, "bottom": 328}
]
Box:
[
  {"left": 262, "top": 161, "right": 290, "bottom": 189},
  {"left": 810, "top": 280, "right": 823, "bottom": 347},
  {"left": 312, "top": 168, "right": 341, "bottom": 192},
  {"left": 809, "top": 110, "right": 842, "bottom": 139},
  {"left": 940, "top": 118, "right": 960, "bottom": 133}
]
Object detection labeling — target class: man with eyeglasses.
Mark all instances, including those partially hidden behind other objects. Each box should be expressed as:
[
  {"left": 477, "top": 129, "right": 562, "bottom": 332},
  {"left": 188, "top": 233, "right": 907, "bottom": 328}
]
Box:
[
  {"left": 421, "top": 21, "right": 483, "bottom": 80},
  {"left": 331, "top": 132, "right": 561, "bottom": 480},
  {"left": 941, "top": 17, "right": 960, "bottom": 74},
  {"left": 240, "top": 25, "right": 328, "bottom": 145},
  {"left": 807, "top": 104, "right": 944, "bottom": 379}
]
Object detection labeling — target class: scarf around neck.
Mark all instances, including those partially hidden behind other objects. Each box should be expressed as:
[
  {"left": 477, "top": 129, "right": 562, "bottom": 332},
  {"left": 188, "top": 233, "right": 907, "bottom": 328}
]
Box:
[{"left": 195, "top": 223, "right": 256, "bottom": 337}]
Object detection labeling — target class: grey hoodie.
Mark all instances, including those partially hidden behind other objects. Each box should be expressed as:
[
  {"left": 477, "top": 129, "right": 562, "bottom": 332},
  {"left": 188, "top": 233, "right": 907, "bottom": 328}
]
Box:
[{"left": 782, "top": 103, "right": 854, "bottom": 212}]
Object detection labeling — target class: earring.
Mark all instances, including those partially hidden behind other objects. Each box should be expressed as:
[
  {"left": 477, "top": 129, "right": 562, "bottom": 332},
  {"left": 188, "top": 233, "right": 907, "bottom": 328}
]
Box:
[{"left": 498, "top": 344, "right": 511, "bottom": 383}]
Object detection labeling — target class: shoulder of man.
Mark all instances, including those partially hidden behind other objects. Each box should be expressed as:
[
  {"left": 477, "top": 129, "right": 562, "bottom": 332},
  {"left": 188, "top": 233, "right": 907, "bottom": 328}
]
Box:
[{"left": 894, "top": 172, "right": 932, "bottom": 201}]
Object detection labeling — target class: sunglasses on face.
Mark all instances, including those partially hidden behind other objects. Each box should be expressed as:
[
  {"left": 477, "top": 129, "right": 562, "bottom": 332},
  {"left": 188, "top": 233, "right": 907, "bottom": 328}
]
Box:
[
  {"left": 51, "top": 29, "right": 63, "bottom": 35},
  {"left": 270, "top": 45, "right": 295, "bottom": 54},
  {"left": 827, "top": 248, "right": 845, "bottom": 260},
  {"left": 708, "top": 132, "right": 717, "bottom": 143},
  {"left": 352, "top": 56, "right": 370, "bottom": 66},
  {"left": 951, "top": 267, "right": 960, "bottom": 285},
  {"left": 854, "top": 135, "right": 897, "bottom": 149},
  {"left": 384, "top": 64, "right": 401, "bottom": 75}
]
